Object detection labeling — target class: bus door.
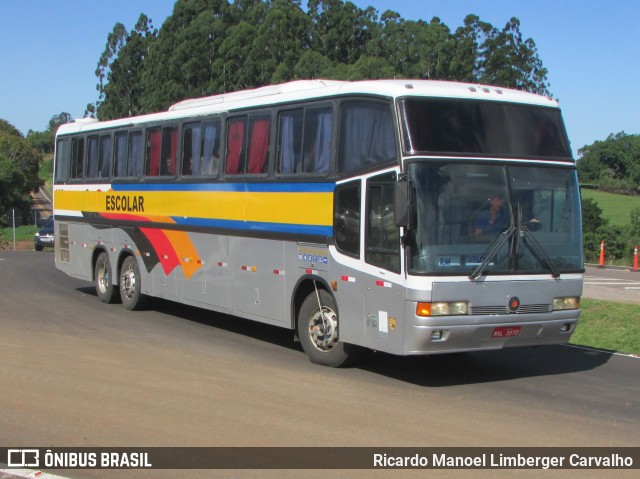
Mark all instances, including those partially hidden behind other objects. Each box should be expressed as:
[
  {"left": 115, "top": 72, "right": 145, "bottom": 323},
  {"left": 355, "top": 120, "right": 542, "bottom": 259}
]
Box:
[{"left": 362, "top": 171, "right": 405, "bottom": 354}]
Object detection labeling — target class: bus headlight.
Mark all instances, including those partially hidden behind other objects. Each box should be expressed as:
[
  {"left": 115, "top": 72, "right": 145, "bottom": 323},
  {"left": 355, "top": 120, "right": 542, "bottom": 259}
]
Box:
[
  {"left": 416, "top": 301, "right": 468, "bottom": 317},
  {"left": 553, "top": 297, "right": 580, "bottom": 310}
]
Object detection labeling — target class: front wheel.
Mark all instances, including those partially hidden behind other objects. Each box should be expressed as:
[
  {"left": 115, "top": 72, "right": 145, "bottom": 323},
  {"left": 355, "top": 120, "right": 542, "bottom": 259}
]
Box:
[
  {"left": 119, "top": 255, "right": 147, "bottom": 311},
  {"left": 297, "top": 289, "right": 357, "bottom": 367}
]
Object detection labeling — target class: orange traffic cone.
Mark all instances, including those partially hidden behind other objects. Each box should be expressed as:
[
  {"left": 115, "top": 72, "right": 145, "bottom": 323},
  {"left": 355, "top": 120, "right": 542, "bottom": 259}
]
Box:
[
  {"left": 598, "top": 240, "right": 605, "bottom": 268},
  {"left": 634, "top": 245, "right": 638, "bottom": 272}
]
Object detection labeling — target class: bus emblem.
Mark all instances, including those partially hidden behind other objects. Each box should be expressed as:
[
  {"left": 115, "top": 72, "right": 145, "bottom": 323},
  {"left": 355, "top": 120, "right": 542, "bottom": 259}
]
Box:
[{"left": 508, "top": 297, "right": 521, "bottom": 312}]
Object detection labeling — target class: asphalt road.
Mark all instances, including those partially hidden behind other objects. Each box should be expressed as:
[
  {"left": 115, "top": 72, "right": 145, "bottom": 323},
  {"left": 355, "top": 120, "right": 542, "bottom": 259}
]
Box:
[
  {"left": 583, "top": 265, "right": 640, "bottom": 304},
  {"left": 0, "top": 252, "right": 638, "bottom": 479}
]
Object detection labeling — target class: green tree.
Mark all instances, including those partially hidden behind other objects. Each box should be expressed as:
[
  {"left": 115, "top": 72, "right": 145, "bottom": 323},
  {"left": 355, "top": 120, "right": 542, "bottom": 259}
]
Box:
[
  {"left": 478, "top": 17, "right": 549, "bottom": 95},
  {"left": 0, "top": 119, "right": 24, "bottom": 138},
  {"left": 253, "top": 0, "right": 311, "bottom": 84},
  {"left": 581, "top": 197, "right": 607, "bottom": 232},
  {"left": 0, "top": 152, "right": 32, "bottom": 223},
  {"left": 95, "top": 0, "right": 553, "bottom": 116},
  {"left": 577, "top": 132, "right": 640, "bottom": 194},
  {"left": 0, "top": 119, "right": 42, "bottom": 221},
  {"left": 96, "top": 15, "right": 157, "bottom": 119},
  {"left": 25, "top": 112, "right": 73, "bottom": 154},
  {"left": 141, "top": 0, "right": 233, "bottom": 112},
  {"left": 308, "top": 0, "right": 377, "bottom": 65}
]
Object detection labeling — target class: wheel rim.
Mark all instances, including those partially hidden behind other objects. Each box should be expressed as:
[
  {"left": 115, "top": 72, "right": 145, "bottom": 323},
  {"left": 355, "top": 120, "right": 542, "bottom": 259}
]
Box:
[
  {"left": 307, "top": 306, "right": 339, "bottom": 352},
  {"left": 97, "top": 263, "right": 110, "bottom": 294},
  {"left": 120, "top": 264, "right": 136, "bottom": 300}
]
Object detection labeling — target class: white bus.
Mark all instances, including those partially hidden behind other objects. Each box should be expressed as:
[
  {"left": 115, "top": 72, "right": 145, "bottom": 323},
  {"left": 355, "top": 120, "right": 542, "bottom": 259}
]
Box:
[{"left": 53, "top": 79, "right": 583, "bottom": 366}]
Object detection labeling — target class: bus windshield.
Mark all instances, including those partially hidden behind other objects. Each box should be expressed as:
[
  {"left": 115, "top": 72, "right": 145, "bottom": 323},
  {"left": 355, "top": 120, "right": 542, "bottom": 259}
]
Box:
[
  {"left": 399, "top": 99, "right": 572, "bottom": 159},
  {"left": 406, "top": 163, "right": 583, "bottom": 276}
]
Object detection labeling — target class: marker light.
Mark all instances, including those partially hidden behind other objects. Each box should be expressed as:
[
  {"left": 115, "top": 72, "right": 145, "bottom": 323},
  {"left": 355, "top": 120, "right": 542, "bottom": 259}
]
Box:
[
  {"left": 416, "top": 301, "right": 468, "bottom": 317},
  {"left": 553, "top": 297, "right": 580, "bottom": 310}
]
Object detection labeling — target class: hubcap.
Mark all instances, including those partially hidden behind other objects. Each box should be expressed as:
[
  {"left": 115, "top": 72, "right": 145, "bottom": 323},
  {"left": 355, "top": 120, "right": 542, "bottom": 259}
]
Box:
[
  {"left": 308, "top": 306, "right": 339, "bottom": 352},
  {"left": 121, "top": 266, "right": 136, "bottom": 300},
  {"left": 97, "top": 264, "right": 109, "bottom": 294}
]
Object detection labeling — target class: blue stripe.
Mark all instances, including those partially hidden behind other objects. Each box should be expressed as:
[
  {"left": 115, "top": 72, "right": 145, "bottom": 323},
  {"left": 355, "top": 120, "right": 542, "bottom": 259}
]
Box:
[
  {"left": 171, "top": 217, "right": 333, "bottom": 236},
  {"left": 111, "top": 182, "right": 335, "bottom": 193}
]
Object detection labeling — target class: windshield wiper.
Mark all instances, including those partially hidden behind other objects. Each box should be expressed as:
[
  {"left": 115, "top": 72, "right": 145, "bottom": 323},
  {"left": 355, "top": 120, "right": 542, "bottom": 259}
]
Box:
[
  {"left": 520, "top": 227, "right": 561, "bottom": 278},
  {"left": 469, "top": 226, "right": 516, "bottom": 280}
]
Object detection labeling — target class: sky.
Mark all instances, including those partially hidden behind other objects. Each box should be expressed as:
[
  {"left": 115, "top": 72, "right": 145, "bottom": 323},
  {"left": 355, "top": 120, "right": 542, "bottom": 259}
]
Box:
[{"left": 1, "top": 0, "right": 639, "bottom": 158}]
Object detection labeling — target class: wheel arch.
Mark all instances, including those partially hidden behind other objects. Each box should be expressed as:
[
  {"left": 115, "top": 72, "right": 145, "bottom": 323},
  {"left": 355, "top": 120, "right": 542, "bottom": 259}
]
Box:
[{"left": 90, "top": 246, "right": 109, "bottom": 282}]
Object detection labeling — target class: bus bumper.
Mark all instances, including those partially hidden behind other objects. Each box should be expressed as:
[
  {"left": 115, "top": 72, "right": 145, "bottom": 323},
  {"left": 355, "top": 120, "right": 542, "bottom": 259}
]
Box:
[{"left": 403, "top": 310, "right": 580, "bottom": 355}]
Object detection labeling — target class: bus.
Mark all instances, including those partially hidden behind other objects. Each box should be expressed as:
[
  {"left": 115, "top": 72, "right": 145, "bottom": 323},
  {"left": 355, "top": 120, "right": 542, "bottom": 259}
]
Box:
[{"left": 53, "top": 79, "right": 584, "bottom": 367}]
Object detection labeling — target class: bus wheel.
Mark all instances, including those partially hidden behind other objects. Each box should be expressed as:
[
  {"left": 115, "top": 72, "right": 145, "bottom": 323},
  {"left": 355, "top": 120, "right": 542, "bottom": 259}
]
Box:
[
  {"left": 119, "top": 255, "right": 146, "bottom": 311},
  {"left": 95, "top": 252, "right": 119, "bottom": 303},
  {"left": 297, "top": 289, "right": 356, "bottom": 367}
]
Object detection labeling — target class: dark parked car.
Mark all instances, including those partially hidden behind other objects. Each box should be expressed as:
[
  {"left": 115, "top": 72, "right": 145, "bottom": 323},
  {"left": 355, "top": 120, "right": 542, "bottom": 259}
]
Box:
[{"left": 34, "top": 217, "right": 54, "bottom": 251}]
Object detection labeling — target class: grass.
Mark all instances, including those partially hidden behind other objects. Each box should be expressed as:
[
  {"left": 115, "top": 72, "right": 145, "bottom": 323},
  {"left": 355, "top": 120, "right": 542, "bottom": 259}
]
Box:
[
  {"left": 580, "top": 188, "right": 640, "bottom": 227},
  {"left": 0, "top": 224, "right": 38, "bottom": 244},
  {"left": 572, "top": 299, "right": 640, "bottom": 355}
]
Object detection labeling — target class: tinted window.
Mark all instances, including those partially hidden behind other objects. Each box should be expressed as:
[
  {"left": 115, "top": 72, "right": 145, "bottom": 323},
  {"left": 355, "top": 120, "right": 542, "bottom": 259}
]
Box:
[
  {"left": 54, "top": 138, "right": 70, "bottom": 182},
  {"left": 98, "top": 135, "right": 112, "bottom": 178},
  {"left": 334, "top": 181, "right": 361, "bottom": 257},
  {"left": 226, "top": 117, "right": 246, "bottom": 175},
  {"left": 278, "top": 106, "right": 332, "bottom": 175},
  {"left": 70, "top": 137, "right": 84, "bottom": 180},
  {"left": 399, "top": 99, "right": 572, "bottom": 159},
  {"left": 87, "top": 136, "right": 99, "bottom": 179},
  {"left": 366, "top": 172, "right": 400, "bottom": 273},
  {"left": 127, "top": 131, "right": 143, "bottom": 177},
  {"left": 114, "top": 132, "right": 128, "bottom": 177},
  {"left": 338, "top": 101, "right": 397, "bottom": 174},
  {"left": 226, "top": 115, "right": 271, "bottom": 175},
  {"left": 182, "top": 120, "right": 221, "bottom": 177}
]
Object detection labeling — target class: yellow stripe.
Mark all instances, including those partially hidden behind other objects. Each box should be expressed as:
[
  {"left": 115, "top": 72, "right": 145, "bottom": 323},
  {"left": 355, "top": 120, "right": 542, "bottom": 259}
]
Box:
[{"left": 55, "top": 190, "right": 333, "bottom": 226}]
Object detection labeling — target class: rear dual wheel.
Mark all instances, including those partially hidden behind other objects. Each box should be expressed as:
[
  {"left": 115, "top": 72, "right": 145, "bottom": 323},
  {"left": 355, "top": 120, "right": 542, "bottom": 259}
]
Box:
[
  {"left": 94, "top": 252, "right": 119, "bottom": 304},
  {"left": 119, "top": 255, "right": 147, "bottom": 311}
]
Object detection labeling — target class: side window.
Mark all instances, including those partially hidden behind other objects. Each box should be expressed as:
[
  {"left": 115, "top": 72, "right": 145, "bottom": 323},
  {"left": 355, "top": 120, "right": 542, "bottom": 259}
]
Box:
[
  {"left": 86, "top": 136, "right": 99, "bottom": 180},
  {"left": 278, "top": 106, "right": 332, "bottom": 175},
  {"left": 366, "top": 172, "right": 400, "bottom": 273},
  {"left": 225, "top": 117, "right": 246, "bottom": 175},
  {"left": 54, "top": 138, "right": 70, "bottom": 182},
  {"left": 334, "top": 181, "right": 361, "bottom": 257},
  {"left": 160, "top": 126, "right": 178, "bottom": 176},
  {"left": 246, "top": 115, "right": 271, "bottom": 174},
  {"left": 182, "top": 119, "right": 221, "bottom": 177},
  {"left": 98, "top": 135, "right": 112, "bottom": 179},
  {"left": 70, "top": 137, "right": 85, "bottom": 180},
  {"left": 127, "top": 131, "right": 143, "bottom": 177},
  {"left": 114, "top": 132, "right": 128, "bottom": 178},
  {"left": 226, "top": 115, "right": 270, "bottom": 176},
  {"left": 338, "top": 101, "right": 397, "bottom": 174},
  {"left": 278, "top": 109, "right": 303, "bottom": 174},
  {"left": 146, "top": 128, "right": 162, "bottom": 177}
]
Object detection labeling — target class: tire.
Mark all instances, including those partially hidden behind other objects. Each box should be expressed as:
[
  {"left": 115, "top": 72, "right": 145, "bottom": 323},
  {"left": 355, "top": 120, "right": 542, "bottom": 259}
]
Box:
[
  {"left": 297, "top": 289, "right": 358, "bottom": 367},
  {"left": 94, "top": 252, "right": 119, "bottom": 304},
  {"left": 119, "top": 255, "right": 147, "bottom": 311},
  {"left": 35, "top": 244, "right": 43, "bottom": 251}
]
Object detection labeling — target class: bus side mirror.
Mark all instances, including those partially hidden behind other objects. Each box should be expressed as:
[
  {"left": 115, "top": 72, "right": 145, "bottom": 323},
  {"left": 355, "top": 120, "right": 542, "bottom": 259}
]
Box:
[{"left": 394, "top": 179, "right": 416, "bottom": 228}]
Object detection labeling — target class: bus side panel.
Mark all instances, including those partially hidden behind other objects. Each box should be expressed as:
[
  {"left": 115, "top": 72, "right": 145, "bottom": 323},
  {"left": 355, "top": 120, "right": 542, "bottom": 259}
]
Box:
[
  {"left": 68, "top": 221, "right": 90, "bottom": 280},
  {"left": 228, "top": 237, "right": 287, "bottom": 325},
  {"left": 327, "top": 255, "right": 366, "bottom": 348},
  {"left": 182, "top": 232, "right": 230, "bottom": 310}
]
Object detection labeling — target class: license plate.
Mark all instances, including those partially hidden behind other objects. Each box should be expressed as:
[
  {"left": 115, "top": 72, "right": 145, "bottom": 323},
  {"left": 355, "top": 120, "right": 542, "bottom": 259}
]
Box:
[
  {"left": 492, "top": 326, "right": 521, "bottom": 338},
  {"left": 41, "top": 237, "right": 53, "bottom": 243}
]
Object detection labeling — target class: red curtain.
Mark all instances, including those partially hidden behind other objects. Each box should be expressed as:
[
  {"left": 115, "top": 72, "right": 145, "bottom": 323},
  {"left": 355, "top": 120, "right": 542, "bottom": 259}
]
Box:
[
  {"left": 247, "top": 118, "right": 270, "bottom": 174},
  {"left": 147, "top": 129, "right": 161, "bottom": 176}
]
